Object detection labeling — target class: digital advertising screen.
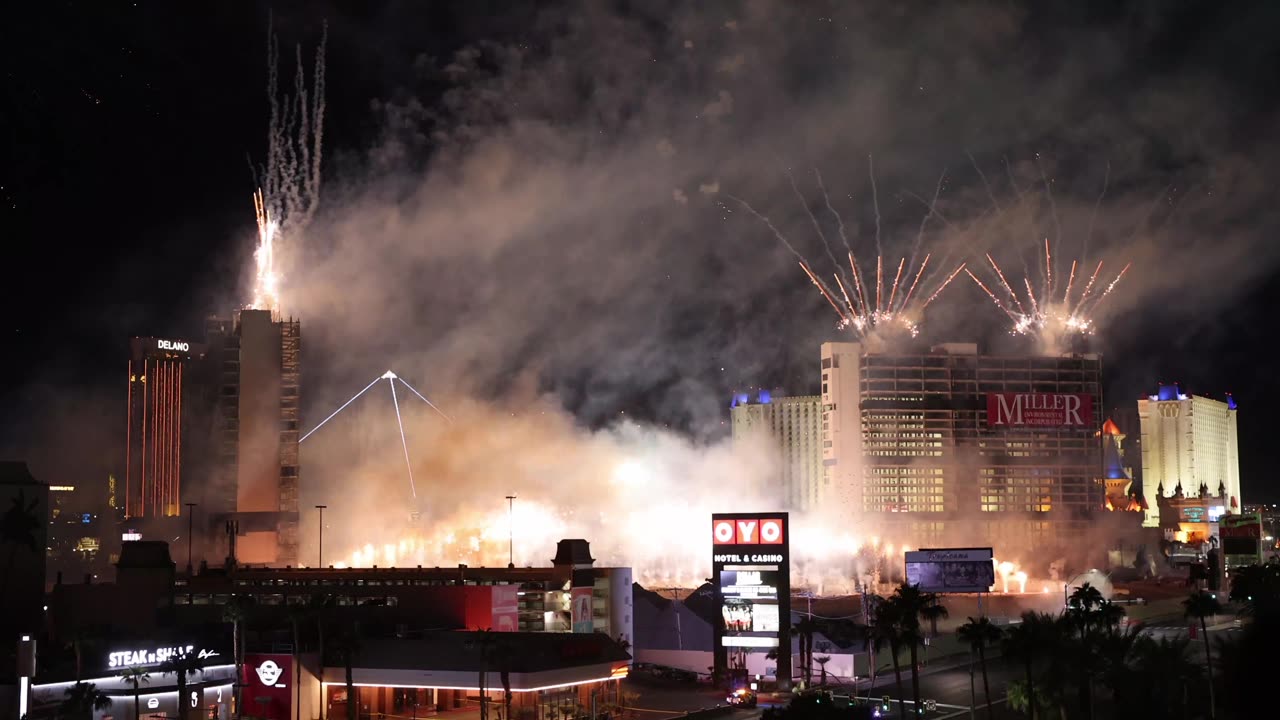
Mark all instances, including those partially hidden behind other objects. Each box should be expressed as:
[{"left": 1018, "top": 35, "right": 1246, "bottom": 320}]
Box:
[
  {"left": 904, "top": 548, "right": 995, "bottom": 593},
  {"left": 712, "top": 513, "right": 791, "bottom": 682}
]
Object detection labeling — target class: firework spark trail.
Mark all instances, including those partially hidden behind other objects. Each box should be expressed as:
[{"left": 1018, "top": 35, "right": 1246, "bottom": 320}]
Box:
[
  {"left": 1085, "top": 262, "right": 1133, "bottom": 313},
  {"left": 965, "top": 268, "right": 1017, "bottom": 319},
  {"left": 1085, "top": 161, "right": 1110, "bottom": 264},
  {"left": 908, "top": 170, "right": 946, "bottom": 274},
  {"left": 833, "top": 273, "right": 858, "bottom": 321},
  {"left": 1073, "top": 260, "right": 1105, "bottom": 313},
  {"left": 898, "top": 253, "right": 930, "bottom": 312},
  {"left": 250, "top": 18, "right": 327, "bottom": 313},
  {"left": 787, "top": 169, "right": 847, "bottom": 283},
  {"left": 1024, "top": 277, "right": 1041, "bottom": 318},
  {"left": 725, "top": 195, "right": 811, "bottom": 263},
  {"left": 1037, "top": 154, "right": 1063, "bottom": 288},
  {"left": 1063, "top": 260, "right": 1078, "bottom": 304},
  {"left": 986, "top": 254, "right": 1026, "bottom": 314},
  {"left": 1044, "top": 238, "right": 1053, "bottom": 299},
  {"left": 848, "top": 252, "right": 871, "bottom": 316},
  {"left": 886, "top": 258, "right": 906, "bottom": 311},
  {"left": 252, "top": 189, "right": 279, "bottom": 311},
  {"left": 921, "top": 263, "right": 966, "bottom": 310},
  {"left": 799, "top": 261, "right": 850, "bottom": 322},
  {"left": 868, "top": 153, "right": 883, "bottom": 257},
  {"left": 813, "top": 168, "right": 855, "bottom": 257},
  {"left": 875, "top": 255, "right": 884, "bottom": 313},
  {"left": 968, "top": 151, "right": 1002, "bottom": 213}
]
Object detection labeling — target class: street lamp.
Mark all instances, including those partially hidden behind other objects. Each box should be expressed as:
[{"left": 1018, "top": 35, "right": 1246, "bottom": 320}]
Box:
[
  {"left": 184, "top": 502, "right": 198, "bottom": 574},
  {"left": 505, "top": 495, "right": 517, "bottom": 568},
  {"left": 315, "top": 505, "right": 327, "bottom": 567}
]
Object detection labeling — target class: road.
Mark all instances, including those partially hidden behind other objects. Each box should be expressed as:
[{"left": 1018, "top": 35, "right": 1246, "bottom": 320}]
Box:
[{"left": 623, "top": 653, "right": 1022, "bottom": 719}]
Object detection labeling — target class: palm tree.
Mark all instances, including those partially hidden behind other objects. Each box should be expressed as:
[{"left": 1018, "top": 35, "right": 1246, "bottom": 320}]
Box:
[
  {"left": 330, "top": 624, "right": 362, "bottom": 720},
  {"left": 956, "top": 617, "right": 1002, "bottom": 720},
  {"left": 814, "top": 656, "right": 831, "bottom": 686},
  {"left": 888, "top": 583, "right": 948, "bottom": 715},
  {"left": 120, "top": 667, "right": 150, "bottom": 720},
  {"left": 1, "top": 488, "right": 42, "bottom": 584},
  {"left": 1184, "top": 590, "right": 1222, "bottom": 720},
  {"left": 1003, "top": 611, "right": 1056, "bottom": 719},
  {"left": 221, "top": 595, "right": 255, "bottom": 720},
  {"left": 307, "top": 594, "right": 335, "bottom": 720},
  {"left": 467, "top": 629, "right": 496, "bottom": 720},
  {"left": 792, "top": 617, "right": 820, "bottom": 687},
  {"left": 871, "top": 598, "right": 908, "bottom": 720},
  {"left": 61, "top": 681, "right": 112, "bottom": 720},
  {"left": 159, "top": 651, "right": 205, "bottom": 720}
]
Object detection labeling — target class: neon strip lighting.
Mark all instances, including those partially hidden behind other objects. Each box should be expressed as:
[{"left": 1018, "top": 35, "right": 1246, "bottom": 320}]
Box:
[
  {"left": 721, "top": 637, "right": 778, "bottom": 648},
  {"left": 388, "top": 377, "right": 418, "bottom": 498},
  {"left": 33, "top": 668, "right": 237, "bottom": 691},
  {"left": 321, "top": 674, "right": 622, "bottom": 693},
  {"left": 19, "top": 676, "right": 29, "bottom": 718},
  {"left": 126, "top": 359, "right": 133, "bottom": 518},
  {"left": 394, "top": 376, "right": 453, "bottom": 423},
  {"left": 300, "top": 375, "right": 382, "bottom": 442}
]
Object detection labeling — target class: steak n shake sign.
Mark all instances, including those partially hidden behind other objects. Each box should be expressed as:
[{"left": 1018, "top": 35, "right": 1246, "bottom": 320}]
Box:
[{"left": 986, "top": 392, "right": 1093, "bottom": 428}]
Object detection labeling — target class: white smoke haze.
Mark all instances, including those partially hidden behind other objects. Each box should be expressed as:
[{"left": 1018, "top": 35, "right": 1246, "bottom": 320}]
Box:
[{"left": 257, "top": 2, "right": 1280, "bottom": 588}]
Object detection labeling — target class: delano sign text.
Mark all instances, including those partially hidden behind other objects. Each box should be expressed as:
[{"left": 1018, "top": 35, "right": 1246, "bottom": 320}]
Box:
[{"left": 986, "top": 392, "right": 1093, "bottom": 428}]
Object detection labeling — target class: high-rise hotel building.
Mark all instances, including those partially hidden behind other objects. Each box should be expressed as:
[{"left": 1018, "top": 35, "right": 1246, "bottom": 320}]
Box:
[
  {"left": 1138, "top": 384, "right": 1240, "bottom": 528},
  {"left": 124, "top": 337, "right": 208, "bottom": 518},
  {"left": 730, "top": 391, "right": 823, "bottom": 510},
  {"left": 205, "top": 309, "right": 302, "bottom": 566},
  {"left": 820, "top": 341, "right": 1104, "bottom": 551}
]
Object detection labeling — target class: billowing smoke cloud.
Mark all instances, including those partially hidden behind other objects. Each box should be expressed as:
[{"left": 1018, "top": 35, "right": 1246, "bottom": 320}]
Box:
[{"left": 264, "top": 2, "right": 1280, "bottom": 582}]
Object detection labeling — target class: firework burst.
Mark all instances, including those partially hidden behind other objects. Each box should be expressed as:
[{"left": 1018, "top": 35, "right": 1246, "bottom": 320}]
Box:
[
  {"left": 970, "top": 240, "right": 1130, "bottom": 344},
  {"left": 248, "top": 18, "right": 327, "bottom": 314},
  {"left": 727, "top": 163, "right": 965, "bottom": 341}
]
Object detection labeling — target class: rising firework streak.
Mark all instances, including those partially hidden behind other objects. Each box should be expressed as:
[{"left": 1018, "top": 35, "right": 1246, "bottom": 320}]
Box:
[
  {"left": 730, "top": 166, "right": 964, "bottom": 339},
  {"left": 972, "top": 240, "right": 1130, "bottom": 341}
]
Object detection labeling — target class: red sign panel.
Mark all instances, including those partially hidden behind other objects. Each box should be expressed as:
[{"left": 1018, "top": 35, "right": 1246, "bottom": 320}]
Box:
[
  {"left": 491, "top": 585, "right": 519, "bottom": 632},
  {"left": 712, "top": 517, "right": 785, "bottom": 546},
  {"left": 571, "top": 587, "right": 594, "bottom": 633},
  {"left": 986, "top": 393, "right": 1093, "bottom": 428},
  {"left": 243, "top": 653, "right": 293, "bottom": 720}
]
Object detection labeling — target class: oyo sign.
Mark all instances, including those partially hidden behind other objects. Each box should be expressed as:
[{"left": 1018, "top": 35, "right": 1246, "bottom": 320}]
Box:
[
  {"left": 157, "top": 339, "right": 190, "bottom": 352},
  {"left": 713, "top": 517, "right": 784, "bottom": 546}
]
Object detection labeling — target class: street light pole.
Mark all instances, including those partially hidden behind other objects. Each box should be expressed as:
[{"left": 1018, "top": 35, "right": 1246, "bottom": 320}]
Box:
[
  {"left": 184, "top": 502, "right": 198, "bottom": 573},
  {"left": 505, "top": 495, "right": 517, "bottom": 568},
  {"left": 315, "top": 505, "right": 327, "bottom": 567}
]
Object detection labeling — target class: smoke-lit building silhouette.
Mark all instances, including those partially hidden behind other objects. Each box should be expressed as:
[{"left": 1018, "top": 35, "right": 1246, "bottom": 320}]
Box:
[
  {"left": 820, "top": 341, "right": 1104, "bottom": 553},
  {"left": 730, "top": 391, "right": 823, "bottom": 510},
  {"left": 203, "top": 309, "right": 301, "bottom": 566}
]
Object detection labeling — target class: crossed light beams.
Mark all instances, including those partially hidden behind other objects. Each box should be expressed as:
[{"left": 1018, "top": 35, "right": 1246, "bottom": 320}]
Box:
[{"left": 299, "top": 370, "right": 451, "bottom": 498}]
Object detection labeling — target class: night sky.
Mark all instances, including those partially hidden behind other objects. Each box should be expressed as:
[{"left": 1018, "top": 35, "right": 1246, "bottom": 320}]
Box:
[{"left": 3, "top": 1, "right": 1280, "bottom": 502}]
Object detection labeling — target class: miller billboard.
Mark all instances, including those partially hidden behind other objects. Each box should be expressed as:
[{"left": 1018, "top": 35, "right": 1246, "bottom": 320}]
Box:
[{"left": 986, "top": 392, "right": 1093, "bottom": 428}]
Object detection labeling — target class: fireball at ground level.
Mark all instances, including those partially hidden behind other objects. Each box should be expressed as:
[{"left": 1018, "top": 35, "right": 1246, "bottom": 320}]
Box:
[{"left": 327, "top": 510, "right": 1081, "bottom": 598}]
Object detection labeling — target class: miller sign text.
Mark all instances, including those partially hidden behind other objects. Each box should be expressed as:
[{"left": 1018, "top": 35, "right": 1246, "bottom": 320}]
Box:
[{"left": 986, "top": 392, "right": 1093, "bottom": 428}]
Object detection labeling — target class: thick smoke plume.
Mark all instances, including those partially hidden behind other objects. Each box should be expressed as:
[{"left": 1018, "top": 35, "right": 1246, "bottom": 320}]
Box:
[{"left": 266, "top": 2, "right": 1280, "bottom": 585}]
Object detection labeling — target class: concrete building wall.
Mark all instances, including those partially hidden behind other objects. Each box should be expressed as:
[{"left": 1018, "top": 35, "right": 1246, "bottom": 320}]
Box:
[{"left": 821, "top": 343, "right": 864, "bottom": 516}]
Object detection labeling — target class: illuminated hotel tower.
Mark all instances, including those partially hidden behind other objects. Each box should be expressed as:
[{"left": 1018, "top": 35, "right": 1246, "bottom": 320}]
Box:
[{"left": 125, "top": 337, "right": 207, "bottom": 517}]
